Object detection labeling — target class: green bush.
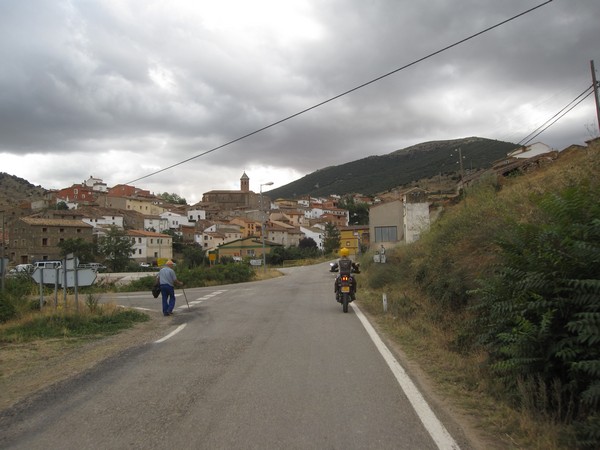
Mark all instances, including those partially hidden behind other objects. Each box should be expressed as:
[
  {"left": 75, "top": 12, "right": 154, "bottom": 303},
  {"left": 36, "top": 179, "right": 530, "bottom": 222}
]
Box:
[
  {"left": 471, "top": 184, "right": 600, "bottom": 442},
  {"left": 0, "top": 292, "right": 17, "bottom": 323}
]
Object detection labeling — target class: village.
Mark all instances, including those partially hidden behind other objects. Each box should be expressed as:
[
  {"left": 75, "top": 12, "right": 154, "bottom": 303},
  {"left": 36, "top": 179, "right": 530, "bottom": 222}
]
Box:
[{"left": 0, "top": 166, "right": 437, "bottom": 270}]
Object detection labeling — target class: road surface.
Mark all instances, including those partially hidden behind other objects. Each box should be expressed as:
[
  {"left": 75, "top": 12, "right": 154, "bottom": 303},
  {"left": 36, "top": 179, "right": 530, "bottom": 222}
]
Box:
[{"left": 1, "top": 262, "right": 470, "bottom": 449}]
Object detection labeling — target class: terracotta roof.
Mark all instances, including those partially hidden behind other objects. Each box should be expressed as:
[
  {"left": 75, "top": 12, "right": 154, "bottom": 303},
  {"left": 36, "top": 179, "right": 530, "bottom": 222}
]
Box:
[
  {"left": 21, "top": 217, "right": 92, "bottom": 227},
  {"left": 127, "top": 230, "right": 171, "bottom": 238}
]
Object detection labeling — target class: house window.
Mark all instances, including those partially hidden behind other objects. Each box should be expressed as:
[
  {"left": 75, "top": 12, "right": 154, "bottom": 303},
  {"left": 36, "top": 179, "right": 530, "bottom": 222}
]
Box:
[
  {"left": 42, "top": 227, "right": 47, "bottom": 232},
  {"left": 374, "top": 226, "right": 397, "bottom": 242},
  {"left": 42, "top": 238, "right": 48, "bottom": 246},
  {"left": 59, "top": 228, "right": 64, "bottom": 233},
  {"left": 76, "top": 229, "right": 81, "bottom": 233},
  {"left": 247, "top": 249, "right": 255, "bottom": 256}
]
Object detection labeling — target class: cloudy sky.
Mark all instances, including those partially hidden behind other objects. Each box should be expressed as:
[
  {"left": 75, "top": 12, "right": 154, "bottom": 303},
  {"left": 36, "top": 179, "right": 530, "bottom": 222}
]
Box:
[{"left": 1, "top": 0, "right": 598, "bottom": 204}]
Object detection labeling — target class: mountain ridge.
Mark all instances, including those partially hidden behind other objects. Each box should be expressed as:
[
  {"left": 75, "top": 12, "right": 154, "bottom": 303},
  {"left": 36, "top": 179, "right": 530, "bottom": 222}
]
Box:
[{"left": 267, "top": 136, "right": 518, "bottom": 199}]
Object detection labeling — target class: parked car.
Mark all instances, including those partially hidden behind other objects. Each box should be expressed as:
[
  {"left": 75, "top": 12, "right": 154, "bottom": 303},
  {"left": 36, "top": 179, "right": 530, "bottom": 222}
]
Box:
[
  {"left": 78, "top": 263, "right": 107, "bottom": 272},
  {"left": 139, "top": 262, "right": 151, "bottom": 268},
  {"left": 34, "top": 261, "right": 62, "bottom": 270},
  {"left": 9, "top": 263, "right": 34, "bottom": 274}
]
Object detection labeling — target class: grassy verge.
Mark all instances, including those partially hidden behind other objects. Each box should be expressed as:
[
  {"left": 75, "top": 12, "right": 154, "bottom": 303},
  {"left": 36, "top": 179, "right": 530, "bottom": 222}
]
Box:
[
  {"left": 356, "top": 145, "right": 600, "bottom": 449},
  {"left": 0, "top": 300, "right": 149, "bottom": 344},
  {"left": 359, "top": 285, "right": 575, "bottom": 449}
]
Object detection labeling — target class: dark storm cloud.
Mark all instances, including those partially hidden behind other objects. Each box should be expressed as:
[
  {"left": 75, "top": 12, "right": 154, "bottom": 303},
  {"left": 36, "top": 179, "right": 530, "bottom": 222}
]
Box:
[{"left": 0, "top": 0, "right": 598, "bottom": 199}]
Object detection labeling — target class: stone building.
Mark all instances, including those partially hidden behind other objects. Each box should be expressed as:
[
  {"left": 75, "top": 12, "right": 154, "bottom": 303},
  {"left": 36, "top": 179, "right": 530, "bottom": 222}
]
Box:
[
  {"left": 201, "top": 172, "right": 268, "bottom": 211},
  {"left": 8, "top": 217, "right": 94, "bottom": 264}
]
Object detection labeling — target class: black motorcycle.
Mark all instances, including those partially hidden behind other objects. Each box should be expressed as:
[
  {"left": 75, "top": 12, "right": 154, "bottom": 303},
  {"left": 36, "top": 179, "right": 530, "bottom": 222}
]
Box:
[{"left": 330, "top": 262, "right": 360, "bottom": 313}]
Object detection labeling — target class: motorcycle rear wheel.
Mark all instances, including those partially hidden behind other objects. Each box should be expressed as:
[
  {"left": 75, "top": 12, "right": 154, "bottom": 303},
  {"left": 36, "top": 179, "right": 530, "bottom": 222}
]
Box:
[{"left": 342, "top": 294, "right": 349, "bottom": 313}]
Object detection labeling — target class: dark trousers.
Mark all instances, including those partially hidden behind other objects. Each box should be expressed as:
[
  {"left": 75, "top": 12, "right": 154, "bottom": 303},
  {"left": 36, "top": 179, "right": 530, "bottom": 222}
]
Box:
[{"left": 160, "top": 284, "right": 176, "bottom": 315}]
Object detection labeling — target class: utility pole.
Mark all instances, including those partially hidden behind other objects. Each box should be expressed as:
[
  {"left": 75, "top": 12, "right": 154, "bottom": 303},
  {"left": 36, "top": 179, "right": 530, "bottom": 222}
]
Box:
[{"left": 592, "top": 60, "right": 600, "bottom": 133}]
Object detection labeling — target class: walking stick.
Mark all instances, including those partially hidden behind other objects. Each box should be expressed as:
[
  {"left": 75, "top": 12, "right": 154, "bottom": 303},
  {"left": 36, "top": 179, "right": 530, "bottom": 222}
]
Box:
[{"left": 181, "top": 286, "right": 191, "bottom": 310}]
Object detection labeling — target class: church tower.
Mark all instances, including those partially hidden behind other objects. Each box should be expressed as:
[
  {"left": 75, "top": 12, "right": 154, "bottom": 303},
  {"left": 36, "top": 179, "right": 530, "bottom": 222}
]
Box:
[{"left": 240, "top": 172, "right": 249, "bottom": 193}]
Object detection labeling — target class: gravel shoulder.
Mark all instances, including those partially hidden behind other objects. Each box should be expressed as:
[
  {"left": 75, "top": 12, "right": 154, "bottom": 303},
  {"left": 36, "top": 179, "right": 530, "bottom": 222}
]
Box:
[{"left": 0, "top": 311, "right": 170, "bottom": 412}]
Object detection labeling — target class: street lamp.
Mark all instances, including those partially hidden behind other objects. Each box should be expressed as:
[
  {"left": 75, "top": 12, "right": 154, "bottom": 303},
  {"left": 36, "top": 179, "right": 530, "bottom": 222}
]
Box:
[{"left": 260, "top": 182, "right": 274, "bottom": 271}]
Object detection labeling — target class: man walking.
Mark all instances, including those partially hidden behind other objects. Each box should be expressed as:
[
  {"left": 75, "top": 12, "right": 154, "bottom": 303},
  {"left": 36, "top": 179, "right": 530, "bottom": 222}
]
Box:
[{"left": 157, "top": 260, "right": 183, "bottom": 316}]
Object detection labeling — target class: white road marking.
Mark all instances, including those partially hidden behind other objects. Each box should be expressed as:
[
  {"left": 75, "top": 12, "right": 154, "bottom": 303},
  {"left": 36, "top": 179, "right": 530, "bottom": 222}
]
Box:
[
  {"left": 352, "top": 303, "right": 461, "bottom": 450},
  {"left": 155, "top": 324, "right": 186, "bottom": 343}
]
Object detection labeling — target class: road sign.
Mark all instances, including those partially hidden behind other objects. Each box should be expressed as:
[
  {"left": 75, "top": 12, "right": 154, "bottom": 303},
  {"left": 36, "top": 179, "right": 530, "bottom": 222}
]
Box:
[
  {"left": 63, "top": 269, "right": 96, "bottom": 287},
  {"left": 31, "top": 268, "right": 96, "bottom": 287},
  {"left": 250, "top": 259, "right": 262, "bottom": 266},
  {"left": 31, "top": 267, "right": 59, "bottom": 284}
]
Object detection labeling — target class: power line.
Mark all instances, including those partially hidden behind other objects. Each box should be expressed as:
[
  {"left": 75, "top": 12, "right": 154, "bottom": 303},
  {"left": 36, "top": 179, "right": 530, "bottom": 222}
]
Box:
[
  {"left": 126, "top": 0, "right": 555, "bottom": 185},
  {"left": 520, "top": 87, "right": 595, "bottom": 146}
]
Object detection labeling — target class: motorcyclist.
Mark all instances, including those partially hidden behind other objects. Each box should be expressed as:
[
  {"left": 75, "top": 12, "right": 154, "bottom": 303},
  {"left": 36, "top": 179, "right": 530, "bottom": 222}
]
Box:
[{"left": 332, "top": 247, "right": 360, "bottom": 301}]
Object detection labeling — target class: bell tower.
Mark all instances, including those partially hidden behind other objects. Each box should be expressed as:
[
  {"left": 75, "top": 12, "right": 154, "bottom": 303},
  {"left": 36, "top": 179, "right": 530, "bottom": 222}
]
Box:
[{"left": 240, "top": 172, "right": 249, "bottom": 192}]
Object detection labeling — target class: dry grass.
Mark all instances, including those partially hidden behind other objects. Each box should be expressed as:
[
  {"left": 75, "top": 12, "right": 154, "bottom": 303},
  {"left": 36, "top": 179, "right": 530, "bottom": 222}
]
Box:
[
  {"left": 359, "top": 286, "right": 575, "bottom": 449},
  {"left": 354, "top": 144, "right": 600, "bottom": 449}
]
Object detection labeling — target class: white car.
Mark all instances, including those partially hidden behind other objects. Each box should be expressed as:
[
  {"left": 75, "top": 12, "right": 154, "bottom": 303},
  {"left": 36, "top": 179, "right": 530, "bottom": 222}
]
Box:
[
  {"left": 9, "top": 263, "right": 34, "bottom": 274},
  {"left": 139, "top": 262, "right": 151, "bottom": 268}
]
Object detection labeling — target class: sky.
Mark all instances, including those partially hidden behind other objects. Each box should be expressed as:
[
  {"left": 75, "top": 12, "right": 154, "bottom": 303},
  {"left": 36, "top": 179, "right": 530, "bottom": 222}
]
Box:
[{"left": 1, "top": 0, "right": 599, "bottom": 204}]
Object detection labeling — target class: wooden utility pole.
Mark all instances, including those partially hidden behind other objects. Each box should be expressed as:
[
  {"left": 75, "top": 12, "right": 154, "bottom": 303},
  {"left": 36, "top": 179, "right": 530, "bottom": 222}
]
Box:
[{"left": 591, "top": 60, "right": 600, "bottom": 133}]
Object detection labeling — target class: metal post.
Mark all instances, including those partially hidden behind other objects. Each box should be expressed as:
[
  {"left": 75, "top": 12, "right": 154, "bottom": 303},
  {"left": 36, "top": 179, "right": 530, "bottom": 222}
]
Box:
[
  {"left": 0, "top": 210, "right": 5, "bottom": 292},
  {"left": 260, "top": 182, "right": 273, "bottom": 272},
  {"left": 591, "top": 60, "right": 600, "bottom": 134}
]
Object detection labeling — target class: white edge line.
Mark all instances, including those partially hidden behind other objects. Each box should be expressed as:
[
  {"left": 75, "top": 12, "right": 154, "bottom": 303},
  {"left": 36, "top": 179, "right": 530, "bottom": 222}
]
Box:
[
  {"left": 352, "top": 303, "right": 461, "bottom": 450},
  {"left": 154, "top": 324, "right": 186, "bottom": 344}
]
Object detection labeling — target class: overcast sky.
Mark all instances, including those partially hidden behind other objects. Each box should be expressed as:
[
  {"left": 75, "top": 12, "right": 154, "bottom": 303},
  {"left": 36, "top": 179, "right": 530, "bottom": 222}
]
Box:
[{"left": 1, "top": 0, "right": 598, "bottom": 204}]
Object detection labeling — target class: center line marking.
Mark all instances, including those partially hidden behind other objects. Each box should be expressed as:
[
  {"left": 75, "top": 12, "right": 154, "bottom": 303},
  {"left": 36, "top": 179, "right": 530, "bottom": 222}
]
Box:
[{"left": 155, "top": 324, "right": 186, "bottom": 343}]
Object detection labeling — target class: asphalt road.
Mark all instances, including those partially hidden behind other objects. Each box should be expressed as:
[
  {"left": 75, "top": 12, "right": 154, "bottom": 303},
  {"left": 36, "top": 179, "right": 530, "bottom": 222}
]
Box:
[{"left": 1, "top": 262, "right": 468, "bottom": 449}]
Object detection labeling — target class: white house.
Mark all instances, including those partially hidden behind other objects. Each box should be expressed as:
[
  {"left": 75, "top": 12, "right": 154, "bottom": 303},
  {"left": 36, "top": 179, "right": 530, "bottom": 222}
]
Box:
[
  {"left": 403, "top": 189, "right": 430, "bottom": 244},
  {"left": 81, "top": 212, "right": 125, "bottom": 230},
  {"left": 508, "top": 142, "right": 553, "bottom": 159},
  {"left": 197, "top": 224, "right": 243, "bottom": 250},
  {"left": 188, "top": 208, "right": 207, "bottom": 222},
  {"left": 128, "top": 230, "right": 172, "bottom": 262},
  {"left": 160, "top": 211, "right": 192, "bottom": 230},
  {"left": 144, "top": 216, "right": 169, "bottom": 233},
  {"left": 300, "top": 226, "right": 324, "bottom": 250}
]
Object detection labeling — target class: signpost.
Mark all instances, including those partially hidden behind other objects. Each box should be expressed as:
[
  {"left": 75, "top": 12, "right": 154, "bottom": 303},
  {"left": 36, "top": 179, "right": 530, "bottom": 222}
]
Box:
[{"left": 31, "top": 255, "right": 97, "bottom": 309}]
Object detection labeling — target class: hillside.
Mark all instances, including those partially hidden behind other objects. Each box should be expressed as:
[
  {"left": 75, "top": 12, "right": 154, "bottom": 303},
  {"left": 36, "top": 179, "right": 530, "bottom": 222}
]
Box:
[
  {"left": 0, "top": 172, "right": 47, "bottom": 208},
  {"left": 358, "top": 138, "right": 600, "bottom": 448},
  {"left": 267, "top": 137, "right": 517, "bottom": 199}
]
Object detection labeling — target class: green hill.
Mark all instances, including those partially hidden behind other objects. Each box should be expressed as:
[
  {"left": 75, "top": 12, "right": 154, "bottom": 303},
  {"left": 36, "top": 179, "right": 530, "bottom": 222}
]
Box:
[{"left": 268, "top": 137, "right": 517, "bottom": 198}]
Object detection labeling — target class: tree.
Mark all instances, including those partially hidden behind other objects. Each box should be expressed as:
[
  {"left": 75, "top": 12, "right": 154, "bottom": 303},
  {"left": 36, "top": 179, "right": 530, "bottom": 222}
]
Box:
[
  {"left": 298, "top": 237, "right": 318, "bottom": 250},
  {"left": 57, "top": 238, "right": 96, "bottom": 263},
  {"left": 55, "top": 201, "right": 69, "bottom": 210},
  {"left": 323, "top": 223, "right": 341, "bottom": 255},
  {"left": 339, "top": 195, "right": 369, "bottom": 225},
  {"left": 182, "top": 244, "right": 205, "bottom": 268},
  {"left": 158, "top": 192, "right": 187, "bottom": 205},
  {"left": 163, "top": 229, "right": 184, "bottom": 253},
  {"left": 97, "top": 226, "right": 135, "bottom": 272}
]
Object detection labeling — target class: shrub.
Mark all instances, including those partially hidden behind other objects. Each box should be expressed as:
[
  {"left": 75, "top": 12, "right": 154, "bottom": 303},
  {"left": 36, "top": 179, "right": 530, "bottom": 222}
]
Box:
[
  {"left": 471, "top": 184, "right": 600, "bottom": 443},
  {"left": 0, "top": 292, "right": 17, "bottom": 323}
]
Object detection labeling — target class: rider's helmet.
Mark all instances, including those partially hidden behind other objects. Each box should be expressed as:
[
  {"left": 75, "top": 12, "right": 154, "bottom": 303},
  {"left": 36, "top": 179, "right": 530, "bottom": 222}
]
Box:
[{"left": 339, "top": 247, "right": 350, "bottom": 257}]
